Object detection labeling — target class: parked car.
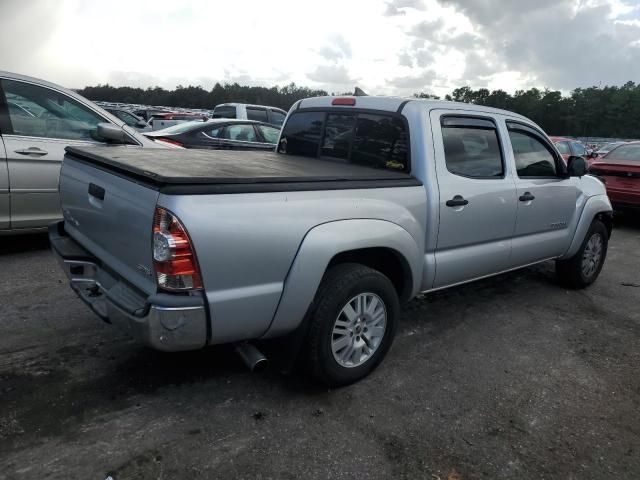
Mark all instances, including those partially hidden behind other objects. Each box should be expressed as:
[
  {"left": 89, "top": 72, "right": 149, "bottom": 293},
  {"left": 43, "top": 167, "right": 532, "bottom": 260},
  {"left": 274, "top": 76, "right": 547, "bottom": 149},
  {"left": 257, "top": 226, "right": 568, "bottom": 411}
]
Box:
[
  {"left": 594, "top": 142, "right": 626, "bottom": 157},
  {"left": 50, "top": 95, "right": 612, "bottom": 386},
  {"left": 589, "top": 142, "right": 640, "bottom": 210},
  {"left": 132, "top": 108, "right": 171, "bottom": 122},
  {"left": 143, "top": 119, "right": 280, "bottom": 149},
  {"left": 148, "top": 112, "right": 209, "bottom": 131},
  {"left": 0, "top": 70, "right": 160, "bottom": 235},
  {"left": 550, "top": 136, "right": 596, "bottom": 164},
  {"left": 104, "top": 107, "right": 151, "bottom": 132},
  {"left": 212, "top": 103, "right": 287, "bottom": 126}
]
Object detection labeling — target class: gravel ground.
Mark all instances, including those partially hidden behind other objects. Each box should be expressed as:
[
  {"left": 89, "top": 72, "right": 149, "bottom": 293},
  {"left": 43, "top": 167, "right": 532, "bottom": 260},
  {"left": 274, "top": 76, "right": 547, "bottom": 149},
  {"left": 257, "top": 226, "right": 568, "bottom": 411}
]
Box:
[{"left": 0, "top": 216, "right": 638, "bottom": 480}]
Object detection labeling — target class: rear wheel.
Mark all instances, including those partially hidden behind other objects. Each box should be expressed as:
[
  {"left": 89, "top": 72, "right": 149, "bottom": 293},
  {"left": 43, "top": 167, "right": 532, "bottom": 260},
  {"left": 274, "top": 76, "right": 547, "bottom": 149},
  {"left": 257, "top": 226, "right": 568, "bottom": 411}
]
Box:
[
  {"left": 306, "top": 263, "right": 399, "bottom": 387},
  {"left": 556, "top": 219, "right": 608, "bottom": 288}
]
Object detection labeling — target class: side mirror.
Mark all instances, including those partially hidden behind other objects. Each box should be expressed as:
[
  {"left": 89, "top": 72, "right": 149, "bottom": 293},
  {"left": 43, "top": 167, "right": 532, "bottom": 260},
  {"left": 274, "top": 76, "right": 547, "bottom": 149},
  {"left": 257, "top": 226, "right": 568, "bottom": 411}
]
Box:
[
  {"left": 567, "top": 156, "right": 587, "bottom": 177},
  {"left": 97, "top": 122, "right": 129, "bottom": 143},
  {"left": 136, "top": 120, "right": 148, "bottom": 128},
  {"left": 590, "top": 150, "right": 598, "bottom": 158}
]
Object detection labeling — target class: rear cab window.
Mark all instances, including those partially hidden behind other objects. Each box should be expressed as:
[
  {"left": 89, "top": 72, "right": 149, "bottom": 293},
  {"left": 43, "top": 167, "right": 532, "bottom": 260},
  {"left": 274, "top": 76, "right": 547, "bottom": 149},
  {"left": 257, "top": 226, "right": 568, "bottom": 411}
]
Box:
[{"left": 278, "top": 110, "right": 409, "bottom": 172}]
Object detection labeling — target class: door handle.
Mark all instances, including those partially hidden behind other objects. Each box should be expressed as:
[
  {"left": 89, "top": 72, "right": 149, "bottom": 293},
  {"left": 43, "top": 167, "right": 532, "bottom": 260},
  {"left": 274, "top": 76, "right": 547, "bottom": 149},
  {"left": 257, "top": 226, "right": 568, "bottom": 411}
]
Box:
[
  {"left": 446, "top": 195, "right": 469, "bottom": 207},
  {"left": 519, "top": 192, "right": 535, "bottom": 202},
  {"left": 14, "top": 147, "right": 48, "bottom": 156}
]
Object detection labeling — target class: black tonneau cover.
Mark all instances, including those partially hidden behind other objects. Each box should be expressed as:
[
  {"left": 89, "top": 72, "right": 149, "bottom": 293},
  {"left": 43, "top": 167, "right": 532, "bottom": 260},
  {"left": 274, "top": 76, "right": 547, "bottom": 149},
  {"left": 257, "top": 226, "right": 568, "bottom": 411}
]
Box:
[{"left": 65, "top": 146, "right": 421, "bottom": 194}]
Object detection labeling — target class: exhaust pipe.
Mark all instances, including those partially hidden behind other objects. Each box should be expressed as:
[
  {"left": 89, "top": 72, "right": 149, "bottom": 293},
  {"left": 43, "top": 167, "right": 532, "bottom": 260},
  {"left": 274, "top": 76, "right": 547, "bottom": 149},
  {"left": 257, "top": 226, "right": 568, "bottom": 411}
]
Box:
[{"left": 235, "top": 342, "right": 268, "bottom": 372}]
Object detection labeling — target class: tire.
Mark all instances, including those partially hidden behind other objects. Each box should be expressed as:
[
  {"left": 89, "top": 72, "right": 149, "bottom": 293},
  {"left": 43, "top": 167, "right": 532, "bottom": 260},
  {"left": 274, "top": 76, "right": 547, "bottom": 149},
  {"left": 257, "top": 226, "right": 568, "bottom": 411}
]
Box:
[
  {"left": 556, "top": 219, "right": 608, "bottom": 289},
  {"left": 306, "top": 263, "right": 400, "bottom": 387}
]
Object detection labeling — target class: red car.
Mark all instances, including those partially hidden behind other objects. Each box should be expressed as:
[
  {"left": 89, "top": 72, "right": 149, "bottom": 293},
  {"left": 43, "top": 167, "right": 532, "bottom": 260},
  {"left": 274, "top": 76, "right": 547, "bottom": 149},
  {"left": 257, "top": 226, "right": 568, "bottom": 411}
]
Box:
[
  {"left": 589, "top": 142, "right": 640, "bottom": 210},
  {"left": 550, "top": 136, "right": 597, "bottom": 164}
]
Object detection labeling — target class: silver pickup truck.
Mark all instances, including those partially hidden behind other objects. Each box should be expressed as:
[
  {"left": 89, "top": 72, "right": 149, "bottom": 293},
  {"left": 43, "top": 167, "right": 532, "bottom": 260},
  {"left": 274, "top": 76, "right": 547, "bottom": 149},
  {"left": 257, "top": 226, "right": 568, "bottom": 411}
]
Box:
[{"left": 50, "top": 96, "right": 613, "bottom": 386}]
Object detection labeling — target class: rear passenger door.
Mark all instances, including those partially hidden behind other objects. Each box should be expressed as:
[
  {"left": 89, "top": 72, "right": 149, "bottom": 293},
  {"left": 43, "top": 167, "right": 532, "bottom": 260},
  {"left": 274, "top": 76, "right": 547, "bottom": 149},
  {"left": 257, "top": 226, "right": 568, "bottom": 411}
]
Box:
[
  {"left": 430, "top": 111, "right": 518, "bottom": 288},
  {"left": 506, "top": 121, "right": 578, "bottom": 266}
]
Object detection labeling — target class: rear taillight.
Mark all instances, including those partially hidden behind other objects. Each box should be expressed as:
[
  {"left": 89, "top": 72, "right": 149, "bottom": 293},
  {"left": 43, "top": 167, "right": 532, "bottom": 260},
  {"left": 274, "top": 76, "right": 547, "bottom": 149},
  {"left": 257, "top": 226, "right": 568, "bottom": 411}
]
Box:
[{"left": 152, "top": 207, "right": 202, "bottom": 291}]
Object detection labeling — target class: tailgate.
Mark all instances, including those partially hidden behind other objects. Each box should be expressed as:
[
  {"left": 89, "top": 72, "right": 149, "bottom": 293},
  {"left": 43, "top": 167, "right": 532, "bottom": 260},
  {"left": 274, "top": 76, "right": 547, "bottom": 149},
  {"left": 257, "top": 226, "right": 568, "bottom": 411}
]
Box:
[{"left": 59, "top": 155, "right": 160, "bottom": 295}]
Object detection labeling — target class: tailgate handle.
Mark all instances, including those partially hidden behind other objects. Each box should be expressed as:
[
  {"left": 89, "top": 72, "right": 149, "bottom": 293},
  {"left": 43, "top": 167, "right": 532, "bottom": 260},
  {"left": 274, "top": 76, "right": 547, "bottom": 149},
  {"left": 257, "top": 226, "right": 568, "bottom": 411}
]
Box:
[{"left": 88, "top": 183, "right": 105, "bottom": 201}]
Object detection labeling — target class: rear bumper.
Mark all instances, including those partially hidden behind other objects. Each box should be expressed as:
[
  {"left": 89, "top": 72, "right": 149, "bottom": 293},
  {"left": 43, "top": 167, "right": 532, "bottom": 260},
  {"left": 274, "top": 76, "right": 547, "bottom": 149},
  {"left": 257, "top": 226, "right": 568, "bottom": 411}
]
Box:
[{"left": 49, "top": 221, "right": 208, "bottom": 352}]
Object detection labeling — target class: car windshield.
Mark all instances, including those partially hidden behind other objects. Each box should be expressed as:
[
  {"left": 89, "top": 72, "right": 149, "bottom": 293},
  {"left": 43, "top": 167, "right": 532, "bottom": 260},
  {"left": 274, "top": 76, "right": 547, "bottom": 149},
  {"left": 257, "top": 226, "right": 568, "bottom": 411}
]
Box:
[
  {"left": 153, "top": 121, "right": 209, "bottom": 134},
  {"left": 604, "top": 144, "right": 640, "bottom": 162}
]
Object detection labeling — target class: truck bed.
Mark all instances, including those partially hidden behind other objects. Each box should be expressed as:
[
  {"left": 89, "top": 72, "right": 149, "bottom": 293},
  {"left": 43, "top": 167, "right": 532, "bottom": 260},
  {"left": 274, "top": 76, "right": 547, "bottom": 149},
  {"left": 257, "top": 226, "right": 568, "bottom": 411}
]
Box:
[{"left": 65, "top": 146, "right": 421, "bottom": 194}]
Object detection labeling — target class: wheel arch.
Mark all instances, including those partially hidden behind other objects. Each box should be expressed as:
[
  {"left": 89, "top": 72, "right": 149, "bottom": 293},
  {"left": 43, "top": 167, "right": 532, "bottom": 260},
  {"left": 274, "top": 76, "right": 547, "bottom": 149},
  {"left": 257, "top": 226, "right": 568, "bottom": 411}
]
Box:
[
  {"left": 561, "top": 194, "right": 613, "bottom": 259},
  {"left": 262, "top": 219, "right": 422, "bottom": 339}
]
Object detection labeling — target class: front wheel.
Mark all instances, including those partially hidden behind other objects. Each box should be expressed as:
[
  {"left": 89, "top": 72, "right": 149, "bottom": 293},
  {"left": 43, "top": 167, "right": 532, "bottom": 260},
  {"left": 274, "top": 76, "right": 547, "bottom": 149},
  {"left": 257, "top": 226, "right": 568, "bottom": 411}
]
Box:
[
  {"left": 556, "top": 219, "right": 608, "bottom": 288},
  {"left": 306, "top": 263, "right": 399, "bottom": 387}
]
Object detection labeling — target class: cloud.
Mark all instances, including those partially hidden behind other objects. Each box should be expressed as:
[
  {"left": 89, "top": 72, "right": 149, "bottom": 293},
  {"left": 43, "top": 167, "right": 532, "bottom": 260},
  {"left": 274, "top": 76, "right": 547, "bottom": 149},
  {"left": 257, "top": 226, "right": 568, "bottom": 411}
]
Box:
[
  {"left": 388, "top": 69, "right": 437, "bottom": 89},
  {"left": 409, "top": 18, "right": 445, "bottom": 38},
  {"left": 317, "top": 34, "right": 353, "bottom": 61},
  {"left": 438, "top": 0, "right": 640, "bottom": 89},
  {"left": 307, "top": 64, "right": 358, "bottom": 85},
  {"left": 384, "top": 0, "right": 426, "bottom": 16}
]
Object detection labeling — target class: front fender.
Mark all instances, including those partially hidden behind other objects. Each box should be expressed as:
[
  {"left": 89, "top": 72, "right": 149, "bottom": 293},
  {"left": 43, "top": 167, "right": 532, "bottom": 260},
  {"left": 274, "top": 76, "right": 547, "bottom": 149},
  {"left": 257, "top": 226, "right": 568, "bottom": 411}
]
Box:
[
  {"left": 263, "top": 219, "right": 423, "bottom": 338},
  {"left": 560, "top": 194, "right": 612, "bottom": 259}
]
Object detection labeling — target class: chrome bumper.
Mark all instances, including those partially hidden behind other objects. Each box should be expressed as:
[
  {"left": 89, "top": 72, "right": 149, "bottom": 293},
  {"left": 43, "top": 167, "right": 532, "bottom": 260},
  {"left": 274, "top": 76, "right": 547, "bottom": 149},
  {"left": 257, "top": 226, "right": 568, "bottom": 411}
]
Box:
[{"left": 49, "top": 222, "right": 208, "bottom": 352}]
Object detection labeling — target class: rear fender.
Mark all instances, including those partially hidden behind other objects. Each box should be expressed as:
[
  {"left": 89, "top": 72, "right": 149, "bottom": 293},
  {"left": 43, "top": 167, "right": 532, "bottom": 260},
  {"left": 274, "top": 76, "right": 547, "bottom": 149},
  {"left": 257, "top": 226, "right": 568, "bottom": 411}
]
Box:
[{"left": 263, "top": 219, "right": 422, "bottom": 338}]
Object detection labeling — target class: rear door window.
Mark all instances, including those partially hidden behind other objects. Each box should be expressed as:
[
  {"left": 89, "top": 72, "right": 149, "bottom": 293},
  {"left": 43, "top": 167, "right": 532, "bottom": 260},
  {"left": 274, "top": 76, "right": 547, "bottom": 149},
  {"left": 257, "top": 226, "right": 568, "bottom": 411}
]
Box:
[
  {"left": 278, "top": 111, "right": 409, "bottom": 171},
  {"left": 441, "top": 117, "right": 503, "bottom": 178},
  {"left": 213, "top": 106, "right": 236, "bottom": 119},
  {"left": 246, "top": 107, "right": 268, "bottom": 122},
  {"left": 223, "top": 124, "right": 258, "bottom": 142},
  {"left": 256, "top": 124, "right": 280, "bottom": 144},
  {"left": 269, "top": 110, "right": 286, "bottom": 126}
]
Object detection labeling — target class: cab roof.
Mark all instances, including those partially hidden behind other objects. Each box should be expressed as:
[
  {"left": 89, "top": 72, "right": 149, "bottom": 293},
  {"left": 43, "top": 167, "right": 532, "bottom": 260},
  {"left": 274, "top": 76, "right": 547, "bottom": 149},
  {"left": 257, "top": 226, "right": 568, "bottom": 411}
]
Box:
[{"left": 296, "top": 95, "right": 530, "bottom": 121}]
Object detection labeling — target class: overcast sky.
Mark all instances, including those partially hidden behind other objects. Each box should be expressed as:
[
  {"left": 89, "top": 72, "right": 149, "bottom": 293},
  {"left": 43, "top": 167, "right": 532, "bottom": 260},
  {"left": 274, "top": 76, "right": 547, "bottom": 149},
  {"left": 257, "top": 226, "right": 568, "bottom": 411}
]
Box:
[{"left": 1, "top": 0, "right": 639, "bottom": 97}]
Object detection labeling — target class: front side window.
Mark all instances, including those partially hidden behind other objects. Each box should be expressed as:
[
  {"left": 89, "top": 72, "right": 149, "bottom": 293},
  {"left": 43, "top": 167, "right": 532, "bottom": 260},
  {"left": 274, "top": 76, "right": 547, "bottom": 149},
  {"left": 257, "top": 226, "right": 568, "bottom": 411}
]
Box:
[
  {"left": 571, "top": 141, "right": 586, "bottom": 156},
  {"left": 509, "top": 130, "right": 558, "bottom": 177},
  {"left": 223, "top": 124, "right": 257, "bottom": 142},
  {"left": 112, "top": 110, "right": 139, "bottom": 127},
  {"left": 605, "top": 143, "right": 640, "bottom": 162},
  {"left": 555, "top": 141, "right": 570, "bottom": 155},
  {"left": 270, "top": 110, "right": 286, "bottom": 126},
  {"left": 441, "top": 117, "right": 503, "bottom": 178},
  {"left": 1, "top": 79, "right": 106, "bottom": 141},
  {"left": 256, "top": 124, "right": 280, "bottom": 144},
  {"left": 246, "top": 107, "right": 268, "bottom": 122},
  {"left": 278, "top": 111, "right": 409, "bottom": 171}
]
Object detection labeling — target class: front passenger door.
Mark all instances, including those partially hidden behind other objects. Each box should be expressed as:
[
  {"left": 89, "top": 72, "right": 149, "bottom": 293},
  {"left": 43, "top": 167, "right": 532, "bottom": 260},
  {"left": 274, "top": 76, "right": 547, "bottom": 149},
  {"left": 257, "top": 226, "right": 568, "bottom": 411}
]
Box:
[
  {"left": 0, "top": 135, "right": 8, "bottom": 229},
  {"left": 431, "top": 112, "right": 518, "bottom": 288},
  {"left": 0, "top": 78, "right": 110, "bottom": 229},
  {"left": 506, "top": 122, "right": 579, "bottom": 266}
]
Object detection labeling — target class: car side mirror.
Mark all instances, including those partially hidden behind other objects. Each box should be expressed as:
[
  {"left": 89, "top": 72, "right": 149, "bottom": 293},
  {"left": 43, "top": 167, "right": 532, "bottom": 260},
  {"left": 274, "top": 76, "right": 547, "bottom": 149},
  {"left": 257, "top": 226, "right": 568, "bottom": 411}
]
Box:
[
  {"left": 136, "top": 120, "right": 148, "bottom": 128},
  {"left": 590, "top": 151, "right": 598, "bottom": 158},
  {"left": 567, "top": 155, "right": 587, "bottom": 177},
  {"left": 97, "top": 122, "right": 129, "bottom": 143}
]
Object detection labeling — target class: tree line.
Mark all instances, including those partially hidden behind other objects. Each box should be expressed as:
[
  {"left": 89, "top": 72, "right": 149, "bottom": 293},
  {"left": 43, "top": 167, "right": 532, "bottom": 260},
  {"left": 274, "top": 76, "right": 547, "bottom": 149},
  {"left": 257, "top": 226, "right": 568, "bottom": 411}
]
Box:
[{"left": 77, "top": 81, "right": 640, "bottom": 138}]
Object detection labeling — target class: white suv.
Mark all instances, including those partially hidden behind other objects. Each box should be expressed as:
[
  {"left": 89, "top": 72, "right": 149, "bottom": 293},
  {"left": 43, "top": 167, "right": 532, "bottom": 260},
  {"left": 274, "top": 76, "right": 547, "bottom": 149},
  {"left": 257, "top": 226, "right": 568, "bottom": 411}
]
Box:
[{"left": 212, "top": 103, "right": 287, "bottom": 126}]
